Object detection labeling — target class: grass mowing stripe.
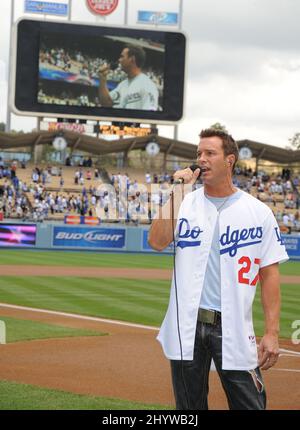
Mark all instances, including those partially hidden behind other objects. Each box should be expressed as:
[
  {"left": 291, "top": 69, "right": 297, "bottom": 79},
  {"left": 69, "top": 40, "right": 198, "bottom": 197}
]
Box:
[
  {"left": 36, "top": 277, "right": 167, "bottom": 320},
  {"left": 0, "top": 276, "right": 169, "bottom": 326},
  {"left": 0, "top": 278, "right": 298, "bottom": 335},
  {"left": 278, "top": 296, "right": 300, "bottom": 304},
  {"left": 278, "top": 262, "right": 300, "bottom": 276},
  {"left": 30, "top": 277, "right": 170, "bottom": 309},
  {"left": 27, "top": 278, "right": 111, "bottom": 316},
  {"left": 0, "top": 250, "right": 299, "bottom": 274},
  {"left": 279, "top": 305, "right": 300, "bottom": 313},
  {"left": 0, "top": 277, "right": 69, "bottom": 307},
  {"left": 6, "top": 277, "right": 115, "bottom": 311},
  {"left": 0, "top": 380, "right": 170, "bottom": 410},
  {"left": 280, "top": 309, "right": 300, "bottom": 318},
  {"left": 0, "top": 250, "right": 173, "bottom": 269},
  {"left": 282, "top": 288, "right": 300, "bottom": 299},
  {"left": 0, "top": 315, "right": 106, "bottom": 343},
  {"left": 253, "top": 283, "right": 298, "bottom": 338},
  {"left": 61, "top": 278, "right": 168, "bottom": 324},
  {"left": 61, "top": 276, "right": 169, "bottom": 301}
]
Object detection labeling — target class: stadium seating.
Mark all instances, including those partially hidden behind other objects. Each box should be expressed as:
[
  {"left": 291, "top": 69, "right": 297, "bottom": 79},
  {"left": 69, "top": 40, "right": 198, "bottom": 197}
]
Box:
[{"left": 0, "top": 162, "right": 299, "bottom": 231}]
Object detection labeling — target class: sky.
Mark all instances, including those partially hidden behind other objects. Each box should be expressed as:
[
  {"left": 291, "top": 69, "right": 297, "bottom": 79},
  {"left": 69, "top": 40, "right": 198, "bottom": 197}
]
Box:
[{"left": 0, "top": 0, "right": 300, "bottom": 148}]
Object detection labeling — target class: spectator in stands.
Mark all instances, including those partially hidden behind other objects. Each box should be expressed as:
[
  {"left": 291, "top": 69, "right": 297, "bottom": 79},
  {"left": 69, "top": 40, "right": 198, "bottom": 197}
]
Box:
[
  {"left": 282, "top": 212, "right": 290, "bottom": 227},
  {"left": 74, "top": 169, "right": 80, "bottom": 185},
  {"left": 91, "top": 194, "right": 96, "bottom": 207},
  {"left": 10, "top": 161, "right": 17, "bottom": 177},
  {"left": 79, "top": 174, "right": 84, "bottom": 186},
  {"left": 296, "top": 195, "right": 300, "bottom": 210},
  {"left": 286, "top": 180, "right": 292, "bottom": 190},
  {"left": 292, "top": 176, "right": 299, "bottom": 187},
  {"left": 145, "top": 172, "right": 152, "bottom": 184},
  {"left": 104, "top": 203, "right": 109, "bottom": 219},
  {"left": 294, "top": 211, "right": 300, "bottom": 230},
  {"left": 32, "top": 169, "right": 39, "bottom": 184},
  {"left": 282, "top": 168, "right": 291, "bottom": 180}
]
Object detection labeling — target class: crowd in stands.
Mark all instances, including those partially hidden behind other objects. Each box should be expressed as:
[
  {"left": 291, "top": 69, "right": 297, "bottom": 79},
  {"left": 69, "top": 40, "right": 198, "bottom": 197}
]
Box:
[
  {"left": 96, "top": 168, "right": 300, "bottom": 229},
  {"left": 0, "top": 157, "right": 100, "bottom": 221},
  {"left": 39, "top": 48, "right": 127, "bottom": 84},
  {"left": 232, "top": 167, "right": 300, "bottom": 232},
  {"left": 0, "top": 157, "right": 300, "bottom": 232}
]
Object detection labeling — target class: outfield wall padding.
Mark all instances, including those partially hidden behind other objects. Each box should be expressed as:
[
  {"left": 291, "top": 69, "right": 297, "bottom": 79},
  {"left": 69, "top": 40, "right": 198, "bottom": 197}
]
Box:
[{"left": 0, "top": 222, "right": 299, "bottom": 260}]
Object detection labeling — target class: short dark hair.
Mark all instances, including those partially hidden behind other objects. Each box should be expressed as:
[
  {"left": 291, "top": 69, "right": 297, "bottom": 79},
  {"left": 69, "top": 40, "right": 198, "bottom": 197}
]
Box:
[
  {"left": 199, "top": 128, "right": 239, "bottom": 170},
  {"left": 126, "top": 45, "right": 146, "bottom": 68}
]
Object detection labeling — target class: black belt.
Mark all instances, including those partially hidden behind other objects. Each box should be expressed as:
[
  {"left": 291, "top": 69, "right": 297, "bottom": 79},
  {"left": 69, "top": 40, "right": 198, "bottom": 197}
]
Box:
[{"left": 198, "top": 308, "right": 221, "bottom": 325}]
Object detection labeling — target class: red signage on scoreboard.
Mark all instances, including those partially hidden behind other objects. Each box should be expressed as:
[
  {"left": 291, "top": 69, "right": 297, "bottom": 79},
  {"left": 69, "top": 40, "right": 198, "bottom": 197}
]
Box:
[
  {"left": 86, "top": 0, "right": 119, "bottom": 16},
  {"left": 64, "top": 215, "right": 100, "bottom": 225}
]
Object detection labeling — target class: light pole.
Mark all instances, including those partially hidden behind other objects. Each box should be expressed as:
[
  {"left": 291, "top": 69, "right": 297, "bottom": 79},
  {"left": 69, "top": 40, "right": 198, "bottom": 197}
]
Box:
[
  {"left": 5, "top": 0, "right": 14, "bottom": 132},
  {"left": 173, "top": 0, "right": 183, "bottom": 141}
]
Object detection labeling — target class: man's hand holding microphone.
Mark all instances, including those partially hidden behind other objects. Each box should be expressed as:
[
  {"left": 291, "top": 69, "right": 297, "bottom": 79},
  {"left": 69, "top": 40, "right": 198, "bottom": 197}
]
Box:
[
  {"left": 173, "top": 164, "right": 201, "bottom": 185},
  {"left": 148, "top": 164, "right": 201, "bottom": 251},
  {"left": 148, "top": 165, "right": 201, "bottom": 251}
]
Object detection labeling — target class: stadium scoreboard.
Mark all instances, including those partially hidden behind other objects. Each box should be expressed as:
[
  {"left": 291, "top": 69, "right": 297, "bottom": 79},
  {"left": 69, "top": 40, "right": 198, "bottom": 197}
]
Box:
[{"left": 11, "top": 18, "right": 186, "bottom": 125}]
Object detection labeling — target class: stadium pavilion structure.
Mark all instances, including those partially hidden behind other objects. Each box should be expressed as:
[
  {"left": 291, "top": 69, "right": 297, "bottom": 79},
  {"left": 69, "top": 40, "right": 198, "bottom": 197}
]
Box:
[{"left": 1, "top": 131, "right": 300, "bottom": 171}]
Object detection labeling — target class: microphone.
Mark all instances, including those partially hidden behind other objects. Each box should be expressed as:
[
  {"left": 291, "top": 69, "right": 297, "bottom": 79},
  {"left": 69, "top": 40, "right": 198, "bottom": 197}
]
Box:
[
  {"left": 109, "top": 61, "right": 119, "bottom": 71},
  {"left": 189, "top": 164, "right": 202, "bottom": 173},
  {"left": 175, "top": 164, "right": 201, "bottom": 184}
]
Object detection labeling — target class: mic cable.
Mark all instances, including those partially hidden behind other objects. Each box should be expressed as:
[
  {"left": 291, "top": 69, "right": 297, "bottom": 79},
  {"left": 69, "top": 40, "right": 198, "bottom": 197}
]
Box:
[{"left": 170, "top": 164, "right": 201, "bottom": 410}]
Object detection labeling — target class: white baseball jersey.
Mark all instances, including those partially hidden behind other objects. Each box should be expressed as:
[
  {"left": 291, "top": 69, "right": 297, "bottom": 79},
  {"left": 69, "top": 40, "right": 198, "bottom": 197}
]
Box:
[
  {"left": 157, "top": 187, "right": 289, "bottom": 370},
  {"left": 110, "top": 73, "right": 158, "bottom": 110}
]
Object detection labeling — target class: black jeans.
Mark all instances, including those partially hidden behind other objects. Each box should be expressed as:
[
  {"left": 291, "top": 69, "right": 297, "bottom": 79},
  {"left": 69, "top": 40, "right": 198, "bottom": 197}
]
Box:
[{"left": 170, "top": 320, "right": 266, "bottom": 410}]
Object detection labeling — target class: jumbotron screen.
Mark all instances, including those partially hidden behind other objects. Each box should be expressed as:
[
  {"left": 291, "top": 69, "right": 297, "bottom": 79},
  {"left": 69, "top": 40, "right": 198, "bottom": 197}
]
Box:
[
  {"left": 0, "top": 224, "right": 37, "bottom": 247},
  {"left": 13, "top": 19, "right": 186, "bottom": 123},
  {"left": 38, "top": 31, "right": 165, "bottom": 112}
]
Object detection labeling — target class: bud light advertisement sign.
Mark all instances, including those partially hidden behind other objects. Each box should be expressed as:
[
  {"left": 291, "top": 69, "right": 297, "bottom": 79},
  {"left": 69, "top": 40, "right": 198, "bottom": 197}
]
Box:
[
  {"left": 282, "top": 235, "right": 300, "bottom": 260},
  {"left": 53, "top": 227, "right": 125, "bottom": 249}
]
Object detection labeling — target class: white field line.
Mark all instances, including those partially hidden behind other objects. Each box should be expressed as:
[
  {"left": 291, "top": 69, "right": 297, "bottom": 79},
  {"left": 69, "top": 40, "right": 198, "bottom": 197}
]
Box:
[
  {"left": 279, "top": 353, "right": 300, "bottom": 358},
  {"left": 279, "top": 348, "right": 300, "bottom": 356},
  {"left": 0, "top": 303, "right": 159, "bottom": 331},
  {"left": 0, "top": 303, "right": 299, "bottom": 358},
  {"left": 271, "top": 368, "right": 300, "bottom": 373}
]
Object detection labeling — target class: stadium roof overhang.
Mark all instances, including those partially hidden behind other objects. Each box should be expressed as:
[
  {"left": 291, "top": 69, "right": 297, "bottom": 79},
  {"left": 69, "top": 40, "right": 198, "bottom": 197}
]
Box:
[
  {"left": 237, "top": 139, "right": 300, "bottom": 164},
  {"left": 0, "top": 130, "right": 198, "bottom": 160},
  {"left": 0, "top": 131, "right": 300, "bottom": 164}
]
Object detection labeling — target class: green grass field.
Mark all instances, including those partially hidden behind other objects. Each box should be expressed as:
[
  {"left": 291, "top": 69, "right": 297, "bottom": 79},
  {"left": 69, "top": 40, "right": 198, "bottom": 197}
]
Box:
[
  {"left": 0, "top": 315, "right": 106, "bottom": 343},
  {"left": 0, "top": 276, "right": 299, "bottom": 338},
  {"left": 0, "top": 381, "right": 169, "bottom": 410},
  {"left": 0, "top": 250, "right": 173, "bottom": 269},
  {"left": 0, "top": 250, "right": 298, "bottom": 410},
  {"left": 0, "top": 249, "right": 297, "bottom": 273},
  {"left": 0, "top": 250, "right": 298, "bottom": 334}
]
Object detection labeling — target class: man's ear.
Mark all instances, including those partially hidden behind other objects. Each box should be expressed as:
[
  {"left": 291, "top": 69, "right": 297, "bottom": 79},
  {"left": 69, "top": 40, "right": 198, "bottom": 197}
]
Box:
[{"left": 227, "top": 155, "right": 235, "bottom": 167}]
